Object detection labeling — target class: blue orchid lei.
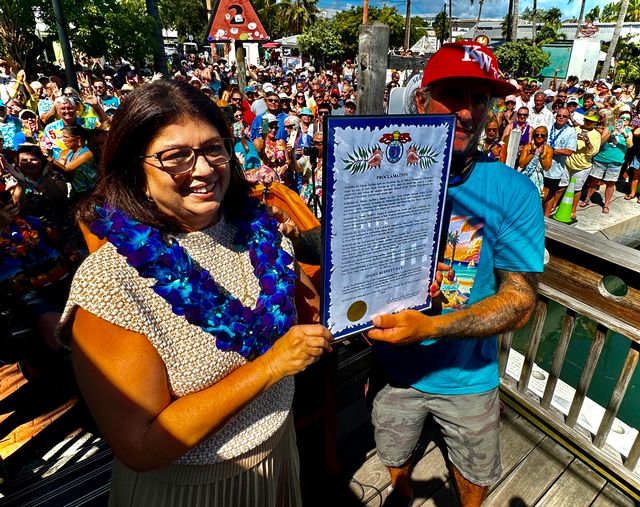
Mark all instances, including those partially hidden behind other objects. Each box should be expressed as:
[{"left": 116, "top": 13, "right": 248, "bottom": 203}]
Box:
[{"left": 89, "top": 201, "right": 296, "bottom": 359}]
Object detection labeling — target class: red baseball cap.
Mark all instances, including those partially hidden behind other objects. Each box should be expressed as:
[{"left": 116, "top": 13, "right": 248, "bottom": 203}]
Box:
[{"left": 421, "top": 41, "right": 516, "bottom": 97}]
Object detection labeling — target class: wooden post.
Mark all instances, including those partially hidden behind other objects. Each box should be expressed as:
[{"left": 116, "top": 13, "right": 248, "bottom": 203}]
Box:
[
  {"left": 205, "top": 0, "right": 217, "bottom": 58},
  {"left": 362, "top": 0, "right": 369, "bottom": 24},
  {"left": 403, "top": 0, "right": 411, "bottom": 51},
  {"left": 357, "top": 22, "right": 390, "bottom": 116},
  {"left": 236, "top": 44, "right": 247, "bottom": 95}
]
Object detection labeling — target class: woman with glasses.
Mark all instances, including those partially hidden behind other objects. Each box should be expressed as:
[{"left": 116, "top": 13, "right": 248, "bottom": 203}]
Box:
[
  {"left": 62, "top": 81, "right": 330, "bottom": 506},
  {"left": 582, "top": 109, "right": 633, "bottom": 213},
  {"left": 479, "top": 121, "right": 503, "bottom": 161},
  {"left": 518, "top": 126, "right": 553, "bottom": 198}
]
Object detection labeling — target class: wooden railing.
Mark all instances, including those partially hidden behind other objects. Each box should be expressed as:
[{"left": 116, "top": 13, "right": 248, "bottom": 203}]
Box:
[{"left": 498, "top": 218, "right": 640, "bottom": 500}]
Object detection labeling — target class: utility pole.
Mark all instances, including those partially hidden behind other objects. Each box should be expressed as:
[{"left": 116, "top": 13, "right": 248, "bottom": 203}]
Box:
[
  {"left": 449, "top": 0, "right": 453, "bottom": 41},
  {"left": 403, "top": 0, "right": 411, "bottom": 50},
  {"left": 50, "top": 0, "right": 77, "bottom": 89}
]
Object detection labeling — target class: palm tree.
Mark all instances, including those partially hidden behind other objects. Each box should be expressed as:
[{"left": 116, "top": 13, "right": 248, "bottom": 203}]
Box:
[
  {"left": 601, "top": 0, "right": 630, "bottom": 78},
  {"left": 574, "top": 0, "right": 588, "bottom": 39},
  {"left": 145, "top": 0, "right": 168, "bottom": 76},
  {"left": 531, "top": 0, "right": 537, "bottom": 41},
  {"left": 274, "top": 0, "right": 318, "bottom": 35},
  {"left": 447, "top": 231, "right": 460, "bottom": 267},
  {"left": 510, "top": 0, "right": 519, "bottom": 40}
]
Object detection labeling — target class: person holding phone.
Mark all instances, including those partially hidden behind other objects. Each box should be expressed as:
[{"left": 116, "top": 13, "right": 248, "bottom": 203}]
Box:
[
  {"left": 518, "top": 126, "right": 553, "bottom": 198},
  {"left": 583, "top": 109, "right": 633, "bottom": 213}
]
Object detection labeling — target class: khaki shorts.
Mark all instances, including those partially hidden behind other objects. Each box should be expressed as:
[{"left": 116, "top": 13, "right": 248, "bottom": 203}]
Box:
[{"left": 372, "top": 384, "right": 502, "bottom": 487}]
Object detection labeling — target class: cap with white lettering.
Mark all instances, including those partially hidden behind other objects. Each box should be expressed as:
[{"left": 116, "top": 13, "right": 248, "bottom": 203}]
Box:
[{"left": 421, "top": 41, "right": 516, "bottom": 97}]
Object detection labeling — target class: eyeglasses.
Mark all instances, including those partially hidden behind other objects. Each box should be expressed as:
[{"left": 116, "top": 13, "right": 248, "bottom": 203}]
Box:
[
  {"left": 517, "top": 113, "right": 528, "bottom": 117},
  {"left": 485, "top": 128, "right": 498, "bottom": 132},
  {"left": 140, "top": 138, "right": 233, "bottom": 175},
  {"left": 230, "top": 97, "right": 242, "bottom": 101},
  {"left": 268, "top": 124, "right": 278, "bottom": 130},
  {"left": 621, "top": 116, "right": 631, "bottom": 120},
  {"left": 556, "top": 114, "right": 569, "bottom": 118},
  {"left": 266, "top": 98, "right": 279, "bottom": 103},
  {"left": 557, "top": 95, "right": 567, "bottom": 99},
  {"left": 234, "top": 115, "right": 243, "bottom": 120},
  {"left": 313, "top": 141, "right": 323, "bottom": 146},
  {"left": 534, "top": 133, "right": 547, "bottom": 139},
  {"left": 318, "top": 111, "right": 329, "bottom": 116},
  {"left": 296, "top": 94, "right": 305, "bottom": 99}
]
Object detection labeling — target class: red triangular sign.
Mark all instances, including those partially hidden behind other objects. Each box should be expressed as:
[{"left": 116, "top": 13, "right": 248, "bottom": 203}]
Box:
[{"left": 206, "top": 0, "right": 269, "bottom": 43}]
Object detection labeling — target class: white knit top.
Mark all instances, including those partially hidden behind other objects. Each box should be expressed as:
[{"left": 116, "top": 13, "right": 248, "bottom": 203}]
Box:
[{"left": 59, "top": 217, "right": 295, "bottom": 465}]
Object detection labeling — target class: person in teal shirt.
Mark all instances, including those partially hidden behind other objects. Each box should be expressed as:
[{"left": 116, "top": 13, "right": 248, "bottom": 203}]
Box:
[{"left": 367, "top": 42, "right": 544, "bottom": 507}]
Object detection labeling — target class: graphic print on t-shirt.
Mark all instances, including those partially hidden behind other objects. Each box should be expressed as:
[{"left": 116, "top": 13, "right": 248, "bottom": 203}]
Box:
[{"left": 439, "top": 215, "right": 484, "bottom": 311}]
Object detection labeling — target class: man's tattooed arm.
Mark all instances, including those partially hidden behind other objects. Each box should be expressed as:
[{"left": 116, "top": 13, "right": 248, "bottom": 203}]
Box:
[{"left": 368, "top": 270, "right": 539, "bottom": 345}]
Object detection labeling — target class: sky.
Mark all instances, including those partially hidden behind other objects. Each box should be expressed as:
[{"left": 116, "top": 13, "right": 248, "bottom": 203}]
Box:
[{"left": 317, "top": 0, "right": 603, "bottom": 21}]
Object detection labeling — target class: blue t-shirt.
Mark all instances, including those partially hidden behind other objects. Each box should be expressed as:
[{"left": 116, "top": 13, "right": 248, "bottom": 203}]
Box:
[
  {"left": 547, "top": 123, "right": 577, "bottom": 180},
  {"left": 377, "top": 161, "right": 545, "bottom": 395}
]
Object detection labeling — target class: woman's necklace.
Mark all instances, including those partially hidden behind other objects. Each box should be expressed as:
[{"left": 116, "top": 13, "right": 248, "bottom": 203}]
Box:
[{"left": 89, "top": 201, "right": 296, "bottom": 359}]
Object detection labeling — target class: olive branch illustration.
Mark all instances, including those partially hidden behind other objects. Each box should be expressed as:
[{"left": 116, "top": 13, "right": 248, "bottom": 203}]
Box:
[{"left": 342, "top": 145, "right": 383, "bottom": 175}]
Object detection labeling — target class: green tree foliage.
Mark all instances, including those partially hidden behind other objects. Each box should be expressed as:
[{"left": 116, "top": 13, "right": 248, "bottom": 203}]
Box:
[
  {"left": 612, "top": 36, "right": 640, "bottom": 83},
  {"left": 0, "top": 0, "right": 45, "bottom": 71},
  {"left": 433, "top": 10, "right": 451, "bottom": 43},
  {"left": 599, "top": 0, "right": 640, "bottom": 21},
  {"left": 410, "top": 16, "right": 429, "bottom": 47},
  {"left": 601, "top": 2, "right": 619, "bottom": 21},
  {"left": 494, "top": 40, "right": 550, "bottom": 77},
  {"left": 332, "top": 6, "right": 405, "bottom": 55},
  {"left": 274, "top": 0, "right": 318, "bottom": 35},
  {"left": 586, "top": 6, "right": 600, "bottom": 20},
  {"left": 38, "top": 0, "right": 156, "bottom": 63},
  {"left": 297, "top": 18, "right": 343, "bottom": 67},
  {"left": 158, "top": 0, "right": 206, "bottom": 42},
  {"left": 501, "top": 13, "right": 512, "bottom": 40}
]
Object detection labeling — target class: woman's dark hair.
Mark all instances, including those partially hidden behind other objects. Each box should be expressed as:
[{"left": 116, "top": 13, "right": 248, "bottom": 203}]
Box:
[
  {"left": 17, "top": 144, "right": 48, "bottom": 167},
  {"left": 77, "top": 80, "right": 250, "bottom": 231},
  {"left": 62, "top": 124, "right": 88, "bottom": 139}
]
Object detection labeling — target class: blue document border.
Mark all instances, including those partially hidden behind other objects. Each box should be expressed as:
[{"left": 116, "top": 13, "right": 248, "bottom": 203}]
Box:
[{"left": 321, "top": 114, "right": 456, "bottom": 340}]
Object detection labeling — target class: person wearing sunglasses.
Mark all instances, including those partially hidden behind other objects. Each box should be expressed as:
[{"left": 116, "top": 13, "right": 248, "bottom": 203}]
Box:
[
  {"left": 479, "top": 120, "right": 503, "bottom": 161},
  {"left": 501, "top": 106, "right": 532, "bottom": 159},
  {"left": 63, "top": 80, "right": 331, "bottom": 506},
  {"left": 582, "top": 108, "right": 633, "bottom": 213},
  {"left": 518, "top": 126, "right": 553, "bottom": 198},
  {"left": 249, "top": 91, "right": 286, "bottom": 142},
  {"left": 543, "top": 107, "right": 577, "bottom": 217},
  {"left": 496, "top": 94, "right": 516, "bottom": 137}
]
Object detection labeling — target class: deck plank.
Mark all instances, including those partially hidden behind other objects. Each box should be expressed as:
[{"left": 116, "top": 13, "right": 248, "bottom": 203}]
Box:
[
  {"left": 534, "top": 460, "right": 606, "bottom": 506},
  {"left": 590, "top": 482, "right": 637, "bottom": 507},
  {"left": 484, "top": 435, "right": 574, "bottom": 505}
]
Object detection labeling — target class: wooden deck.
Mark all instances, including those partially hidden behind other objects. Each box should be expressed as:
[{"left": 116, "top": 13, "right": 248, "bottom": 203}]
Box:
[
  {"left": 0, "top": 354, "right": 638, "bottom": 506},
  {"left": 329, "top": 401, "right": 638, "bottom": 507}
]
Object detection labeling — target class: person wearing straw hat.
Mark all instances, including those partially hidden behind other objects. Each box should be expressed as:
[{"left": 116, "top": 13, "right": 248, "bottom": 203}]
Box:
[{"left": 367, "top": 41, "right": 544, "bottom": 507}]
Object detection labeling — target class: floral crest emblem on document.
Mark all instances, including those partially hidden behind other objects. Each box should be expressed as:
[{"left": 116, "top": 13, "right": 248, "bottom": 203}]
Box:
[{"left": 342, "top": 130, "right": 439, "bottom": 174}]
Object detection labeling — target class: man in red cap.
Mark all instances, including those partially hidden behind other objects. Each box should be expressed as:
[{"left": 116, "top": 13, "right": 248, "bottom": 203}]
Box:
[{"left": 367, "top": 41, "right": 545, "bottom": 507}]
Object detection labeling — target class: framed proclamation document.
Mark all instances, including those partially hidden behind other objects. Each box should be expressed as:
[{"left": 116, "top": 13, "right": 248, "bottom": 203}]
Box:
[{"left": 321, "top": 115, "right": 455, "bottom": 341}]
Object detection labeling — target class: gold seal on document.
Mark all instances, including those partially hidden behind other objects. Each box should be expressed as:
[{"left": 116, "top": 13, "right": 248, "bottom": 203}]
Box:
[{"left": 347, "top": 301, "right": 367, "bottom": 322}]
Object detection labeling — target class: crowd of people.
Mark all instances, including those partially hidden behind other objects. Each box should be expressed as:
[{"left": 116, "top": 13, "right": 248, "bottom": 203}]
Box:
[
  {"left": 481, "top": 77, "right": 639, "bottom": 220},
  {"left": 0, "top": 41, "right": 631, "bottom": 507}
]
